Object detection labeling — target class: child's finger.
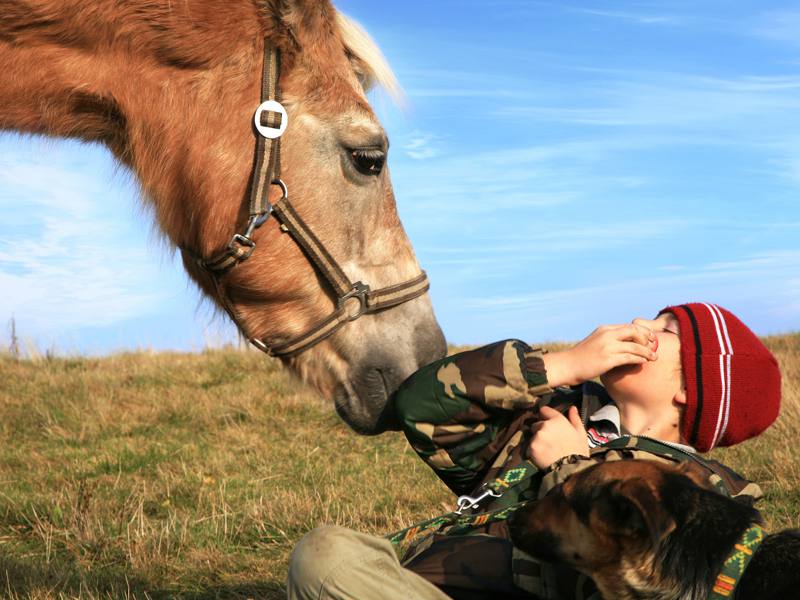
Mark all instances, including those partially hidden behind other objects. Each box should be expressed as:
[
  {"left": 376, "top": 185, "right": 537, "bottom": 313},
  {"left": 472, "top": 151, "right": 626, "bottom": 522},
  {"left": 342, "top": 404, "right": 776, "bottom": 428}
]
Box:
[
  {"left": 618, "top": 341, "right": 657, "bottom": 361},
  {"left": 538, "top": 406, "right": 564, "bottom": 421},
  {"left": 528, "top": 420, "right": 545, "bottom": 435},
  {"left": 567, "top": 406, "right": 585, "bottom": 432},
  {"left": 615, "top": 323, "right": 654, "bottom": 346}
]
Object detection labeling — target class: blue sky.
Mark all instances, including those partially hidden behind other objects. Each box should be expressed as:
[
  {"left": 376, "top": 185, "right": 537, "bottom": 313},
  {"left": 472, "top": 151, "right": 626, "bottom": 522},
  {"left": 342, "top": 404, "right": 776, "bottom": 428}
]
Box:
[{"left": 1, "top": 0, "right": 799, "bottom": 354}]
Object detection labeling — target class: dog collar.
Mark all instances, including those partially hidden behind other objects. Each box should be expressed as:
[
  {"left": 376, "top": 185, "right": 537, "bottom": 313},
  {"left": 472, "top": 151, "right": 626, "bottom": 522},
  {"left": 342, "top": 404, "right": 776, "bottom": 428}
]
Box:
[{"left": 709, "top": 525, "right": 765, "bottom": 599}]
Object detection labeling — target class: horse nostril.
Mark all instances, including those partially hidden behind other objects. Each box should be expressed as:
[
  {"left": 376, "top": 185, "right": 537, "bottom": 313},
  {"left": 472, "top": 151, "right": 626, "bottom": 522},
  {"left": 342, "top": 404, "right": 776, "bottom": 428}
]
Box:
[
  {"left": 362, "top": 368, "right": 389, "bottom": 406},
  {"left": 333, "top": 366, "right": 394, "bottom": 435}
]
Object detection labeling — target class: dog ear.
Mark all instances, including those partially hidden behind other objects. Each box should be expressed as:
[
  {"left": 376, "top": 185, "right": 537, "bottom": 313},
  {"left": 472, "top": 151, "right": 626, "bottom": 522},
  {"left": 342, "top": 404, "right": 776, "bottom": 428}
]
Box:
[
  {"left": 596, "top": 479, "right": 676, "bottom": 546},
  {"left": 673, "top": 461, "right": 717, "bottom": 491}
]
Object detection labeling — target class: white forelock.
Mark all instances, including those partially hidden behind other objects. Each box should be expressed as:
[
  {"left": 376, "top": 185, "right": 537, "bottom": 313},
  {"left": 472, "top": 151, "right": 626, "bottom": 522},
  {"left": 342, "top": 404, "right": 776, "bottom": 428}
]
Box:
[{"left": 334, "top": 11, "right": 404, "bottom": 105}]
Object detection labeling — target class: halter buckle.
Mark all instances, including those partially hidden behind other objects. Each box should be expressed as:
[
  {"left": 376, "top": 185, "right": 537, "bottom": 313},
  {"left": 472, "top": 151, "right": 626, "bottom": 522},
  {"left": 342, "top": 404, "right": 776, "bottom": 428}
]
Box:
[
  {"left": 227, "top": 234, "right": 256, "bottom": 260},
  {"left": 339, "top": 281, "right": 371, "bottom": 322}
]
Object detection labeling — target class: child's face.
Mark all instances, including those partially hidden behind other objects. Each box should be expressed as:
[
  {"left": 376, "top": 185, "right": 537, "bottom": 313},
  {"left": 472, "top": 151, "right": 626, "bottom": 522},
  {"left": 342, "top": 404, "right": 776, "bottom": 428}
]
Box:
[{"left": 600, "top": 312, "right": 684, "bottom": 419}]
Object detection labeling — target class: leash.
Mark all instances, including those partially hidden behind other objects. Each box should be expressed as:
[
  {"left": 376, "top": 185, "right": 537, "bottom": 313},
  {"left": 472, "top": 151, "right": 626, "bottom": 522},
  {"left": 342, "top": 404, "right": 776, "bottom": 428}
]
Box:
[
  {"left": 709, "top": 525, "right": 765, "bottom": 599},
  {"left": 386, "top": 460, "right": 539, "bottom": 550},
  {"left": 387, "top": 436, "right": 745, "bottom": 552}
]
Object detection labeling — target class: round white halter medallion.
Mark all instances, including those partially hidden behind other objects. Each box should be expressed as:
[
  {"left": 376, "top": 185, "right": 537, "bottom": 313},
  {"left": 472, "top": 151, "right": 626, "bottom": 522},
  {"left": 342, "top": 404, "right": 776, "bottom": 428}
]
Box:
[{"left": 254, "top": 100, "right": 288, "bottom": 139}]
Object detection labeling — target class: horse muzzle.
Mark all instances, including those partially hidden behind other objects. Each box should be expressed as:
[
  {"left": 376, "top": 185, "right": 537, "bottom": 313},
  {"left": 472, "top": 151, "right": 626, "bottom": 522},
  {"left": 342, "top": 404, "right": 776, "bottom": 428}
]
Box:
[{"left": 334, "top": 322, "right": 446, "bottom": 434}]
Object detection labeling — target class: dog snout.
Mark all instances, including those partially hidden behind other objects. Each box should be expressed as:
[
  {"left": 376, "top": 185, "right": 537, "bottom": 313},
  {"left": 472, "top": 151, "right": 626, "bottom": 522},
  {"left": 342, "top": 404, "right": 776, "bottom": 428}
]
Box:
[
  {"left": 511, "top": 525, "right": 563, "bottom": 563},
  {"left": 508, "top": 504, "right": 564, "bottom": 563}
]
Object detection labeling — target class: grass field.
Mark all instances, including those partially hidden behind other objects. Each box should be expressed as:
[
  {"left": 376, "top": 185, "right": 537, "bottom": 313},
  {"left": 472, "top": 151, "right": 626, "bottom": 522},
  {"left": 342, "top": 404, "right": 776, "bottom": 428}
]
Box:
[{"left": 1, "top": 334, "right": 798, "bottom": 599}]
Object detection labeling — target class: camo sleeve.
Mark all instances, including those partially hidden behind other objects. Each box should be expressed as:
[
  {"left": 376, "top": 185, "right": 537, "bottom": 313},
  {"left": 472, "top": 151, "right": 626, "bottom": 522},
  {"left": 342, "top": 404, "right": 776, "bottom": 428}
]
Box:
[{"left": 395, "top": 340, "right": 552, "bottom": 495}]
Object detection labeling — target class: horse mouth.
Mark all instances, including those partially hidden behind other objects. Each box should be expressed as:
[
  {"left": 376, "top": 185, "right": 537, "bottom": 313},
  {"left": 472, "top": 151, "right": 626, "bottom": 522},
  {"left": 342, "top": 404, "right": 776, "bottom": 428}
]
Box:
[{"left": 333, "top": 368, "right": 395, "bottom": 435}]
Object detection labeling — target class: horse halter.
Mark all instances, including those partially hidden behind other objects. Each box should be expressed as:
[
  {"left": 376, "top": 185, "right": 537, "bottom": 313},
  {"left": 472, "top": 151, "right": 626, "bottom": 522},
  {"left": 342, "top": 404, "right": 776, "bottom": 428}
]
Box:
[{"left": 189, "top": 42, "right": 430, "bottom": 358}]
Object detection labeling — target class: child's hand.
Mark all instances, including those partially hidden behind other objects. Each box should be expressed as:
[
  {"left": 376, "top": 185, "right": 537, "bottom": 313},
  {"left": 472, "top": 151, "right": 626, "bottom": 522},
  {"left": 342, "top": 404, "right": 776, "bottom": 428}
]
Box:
[
  {"left": 528, "top": 406, "right": 589, "bottom": 469},
  {"left": 542, "top": 323, "right": 657, "bottom": 387}
]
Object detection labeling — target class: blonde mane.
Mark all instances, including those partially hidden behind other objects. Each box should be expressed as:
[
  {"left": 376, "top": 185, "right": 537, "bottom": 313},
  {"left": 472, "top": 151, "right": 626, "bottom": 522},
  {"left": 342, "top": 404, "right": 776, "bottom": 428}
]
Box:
[{"left": 335, "top": 11, "right": 404, "bottom": 104}]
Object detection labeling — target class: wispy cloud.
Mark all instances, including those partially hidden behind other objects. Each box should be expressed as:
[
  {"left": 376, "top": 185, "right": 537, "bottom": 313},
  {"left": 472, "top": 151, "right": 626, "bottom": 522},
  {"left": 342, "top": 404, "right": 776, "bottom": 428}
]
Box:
[
  {"left": 465, "top": 250, "right": 800, "bottom": 310},
  {"left": 419, "top": 219, "right": 688, "bottom": 263},
  {"left": 0, "top": 142, "right": 176, "bottom": 338},
  {"left": 402, "top": 68, "right": 547, "bottom": 101},
  {"left": 447, "top": 250, "right": 800, "bottom": 342},
  {"left": 764, "top": 139, "right": 800, "bottom": 188},
  {"left": 565, "top": 7, "right": 681, "bottom": 26},
  {"left": 754, "top": 9, "right": 800, "bottom": 48},
  {"left": 476, "top": 0, "right": 688, "bottom": 28},
  {"left": 392, "top": 133, "right": 686, "bottom": 240},
  {"left": 494, "top": 73, "right": 800, "bottom": 129},
  {"left": 780, "top": 156, "right": 800, "bottom": 186},
  {"left": 402, "top": 131, "right": 442, "bottom": 160}
]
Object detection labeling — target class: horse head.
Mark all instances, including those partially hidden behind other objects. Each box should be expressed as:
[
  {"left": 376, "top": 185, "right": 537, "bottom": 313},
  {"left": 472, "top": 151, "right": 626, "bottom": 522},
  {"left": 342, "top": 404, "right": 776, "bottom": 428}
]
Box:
[{"left": 0, "top": 0, "right": 446, "bottom": 433}]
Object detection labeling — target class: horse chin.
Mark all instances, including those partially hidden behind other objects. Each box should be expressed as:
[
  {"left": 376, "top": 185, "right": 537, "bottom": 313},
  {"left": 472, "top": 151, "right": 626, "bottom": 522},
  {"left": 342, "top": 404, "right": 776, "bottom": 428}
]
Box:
[
  {"left": 333, "top": 373, "right": 391, "bottom": 435},
  {"left": 337, "top": 324, "right": 446, "bottom": 434}
]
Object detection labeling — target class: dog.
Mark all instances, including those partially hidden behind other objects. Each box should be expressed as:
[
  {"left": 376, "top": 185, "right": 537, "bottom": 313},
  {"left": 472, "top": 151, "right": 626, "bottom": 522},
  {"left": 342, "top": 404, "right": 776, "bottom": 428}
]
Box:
[{"left": 509, "top": 460, "right": 800, "bottom": 600}]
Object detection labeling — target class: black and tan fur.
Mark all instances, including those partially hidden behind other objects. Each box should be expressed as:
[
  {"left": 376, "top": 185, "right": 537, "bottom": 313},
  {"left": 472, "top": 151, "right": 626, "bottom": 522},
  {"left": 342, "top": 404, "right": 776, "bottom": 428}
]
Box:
[{"left": 509, "top": 460, "right": 800, "bottom": 600}]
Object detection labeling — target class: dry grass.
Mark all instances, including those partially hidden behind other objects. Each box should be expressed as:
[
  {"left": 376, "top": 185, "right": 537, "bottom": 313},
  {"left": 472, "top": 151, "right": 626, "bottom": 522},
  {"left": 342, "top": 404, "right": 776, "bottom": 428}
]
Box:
[
  {"left": 711, "top": 333, "right": 800, "bottom": 529},
  {"left": 0, "top": 334, "right": 797, "bottom": 599},
  {"left": 0, "top": 350, "right": 449, "bottom": 599}
]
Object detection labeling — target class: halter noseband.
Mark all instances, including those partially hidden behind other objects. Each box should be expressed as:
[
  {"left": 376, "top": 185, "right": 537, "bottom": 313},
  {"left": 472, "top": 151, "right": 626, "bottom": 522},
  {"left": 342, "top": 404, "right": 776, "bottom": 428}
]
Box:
[{"left": 186, "top": 41, "right": 430, "bottom": 358}]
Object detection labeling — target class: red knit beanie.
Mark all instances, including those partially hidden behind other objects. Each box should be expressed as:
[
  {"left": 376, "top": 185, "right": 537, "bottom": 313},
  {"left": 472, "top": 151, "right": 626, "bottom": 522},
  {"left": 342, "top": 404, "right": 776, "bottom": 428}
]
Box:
[{"left": 659, "top": 303, "right": 781, "bottom": 452}]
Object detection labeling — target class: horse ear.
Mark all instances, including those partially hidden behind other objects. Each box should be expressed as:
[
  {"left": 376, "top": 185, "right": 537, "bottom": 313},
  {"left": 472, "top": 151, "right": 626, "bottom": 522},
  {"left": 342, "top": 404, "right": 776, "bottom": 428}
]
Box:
[
  {"left": 260, "top": 0, "right": 303, "bottom": 54},
  {"left": 334, "top": 11, "right": 405, "bottom": 104},
  {"left": 264, "top": 0, "right": 335, "bottom": 53}
]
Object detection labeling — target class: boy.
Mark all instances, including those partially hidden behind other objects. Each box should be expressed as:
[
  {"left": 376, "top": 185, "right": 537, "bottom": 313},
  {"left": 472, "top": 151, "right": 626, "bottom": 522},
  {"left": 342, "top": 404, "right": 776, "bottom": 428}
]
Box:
[{"left": 288, "top": 303, "right": 781, "bottom": 600}]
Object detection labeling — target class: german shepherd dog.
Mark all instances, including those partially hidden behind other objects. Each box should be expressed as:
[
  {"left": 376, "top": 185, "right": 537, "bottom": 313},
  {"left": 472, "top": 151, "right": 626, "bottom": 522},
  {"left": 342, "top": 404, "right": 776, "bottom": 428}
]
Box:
[{"left": 509, "top": 460, "right": 800, "bottom": 600}]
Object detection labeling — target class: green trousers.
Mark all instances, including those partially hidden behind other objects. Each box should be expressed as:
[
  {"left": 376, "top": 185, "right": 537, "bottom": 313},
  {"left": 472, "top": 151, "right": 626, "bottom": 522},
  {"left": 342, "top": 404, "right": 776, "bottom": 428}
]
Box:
[{"left": 287, "top": 526, "right": 452, "bottom": 600}]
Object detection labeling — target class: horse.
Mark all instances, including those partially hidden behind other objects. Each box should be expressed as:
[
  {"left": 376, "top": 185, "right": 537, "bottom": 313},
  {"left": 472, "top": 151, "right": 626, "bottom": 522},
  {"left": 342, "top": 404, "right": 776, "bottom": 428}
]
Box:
[{"left": 0, "top": 0, "right": 446, "bottom": 434}]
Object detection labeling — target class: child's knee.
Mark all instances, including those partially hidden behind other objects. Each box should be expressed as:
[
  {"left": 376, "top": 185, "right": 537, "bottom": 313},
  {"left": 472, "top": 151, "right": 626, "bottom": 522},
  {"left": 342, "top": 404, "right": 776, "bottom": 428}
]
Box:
[
  {"left": 288, "top": 526, "right": 376, "bottom": 598},
  {"left": 289, "top": 526, "right": 347, "bottom": 582}
]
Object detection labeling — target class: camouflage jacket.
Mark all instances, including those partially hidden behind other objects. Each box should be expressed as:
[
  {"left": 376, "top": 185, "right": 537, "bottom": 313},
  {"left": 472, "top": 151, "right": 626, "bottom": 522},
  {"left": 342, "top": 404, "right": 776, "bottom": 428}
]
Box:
[{"left": 393, "top": 340, "right": 763, "bottom": 600}]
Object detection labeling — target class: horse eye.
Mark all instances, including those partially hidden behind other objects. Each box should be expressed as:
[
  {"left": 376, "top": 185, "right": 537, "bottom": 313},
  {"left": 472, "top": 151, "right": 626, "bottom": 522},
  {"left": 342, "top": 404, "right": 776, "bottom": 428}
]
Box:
[{"left": 349, "top": 148, "right": 386, "bottom": 176}]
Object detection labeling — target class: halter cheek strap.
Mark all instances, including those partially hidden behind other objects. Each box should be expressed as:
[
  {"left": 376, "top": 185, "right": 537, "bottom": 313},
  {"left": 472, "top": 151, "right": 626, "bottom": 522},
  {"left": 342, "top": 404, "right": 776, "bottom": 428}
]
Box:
[
  {"left": 185, "top": 40, "right": 430, "bottom": 358},
  {"left": 709, "top": 524, "right": 765, "bottom": 599}
]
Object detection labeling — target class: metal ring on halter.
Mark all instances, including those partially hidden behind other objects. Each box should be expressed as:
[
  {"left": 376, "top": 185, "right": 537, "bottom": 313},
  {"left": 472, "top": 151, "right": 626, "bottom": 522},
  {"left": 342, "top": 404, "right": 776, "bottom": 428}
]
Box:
[
  {"left": 338, "top": 281, "right": 371, "bottom": 322},
  {"left": 254, "top": 100, "right": 288, "bottom": 139},
  {"left": 272, "top": 178, "right": 289, "bottom": 199}
]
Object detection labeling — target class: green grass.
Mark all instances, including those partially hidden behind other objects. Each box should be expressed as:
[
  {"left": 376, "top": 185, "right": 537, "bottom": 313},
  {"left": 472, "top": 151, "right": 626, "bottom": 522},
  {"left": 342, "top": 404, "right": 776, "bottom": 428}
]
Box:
[{"left": 0, "top": 335, "right": 798, "bottom": 599}]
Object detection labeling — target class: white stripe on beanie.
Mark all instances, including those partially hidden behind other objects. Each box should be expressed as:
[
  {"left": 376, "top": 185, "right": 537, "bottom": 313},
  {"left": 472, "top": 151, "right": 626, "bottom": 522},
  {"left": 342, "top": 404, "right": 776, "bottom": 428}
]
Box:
[
  {"left": 703, "top": 303, "right": 733, "bottom": 448},
  {"left": 703, "top": 303, "right": 726, "bottom": 448},
  {"left": 711, "top": 304, "right": 734, "bottom": 444}
]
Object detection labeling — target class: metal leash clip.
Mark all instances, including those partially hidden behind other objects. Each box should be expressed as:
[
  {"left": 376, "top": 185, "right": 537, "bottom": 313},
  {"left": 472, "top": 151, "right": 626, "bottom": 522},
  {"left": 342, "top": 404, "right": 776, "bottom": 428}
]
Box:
[{"left": 455, "top": 488, "right": 502, "bottom": 515}]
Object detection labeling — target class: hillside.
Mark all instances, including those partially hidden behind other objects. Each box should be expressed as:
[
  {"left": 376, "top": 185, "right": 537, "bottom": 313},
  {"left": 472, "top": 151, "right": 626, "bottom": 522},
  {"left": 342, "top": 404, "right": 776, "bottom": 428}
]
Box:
[{"left": 1, "top": 334, "right": 798, "bottom": 599}]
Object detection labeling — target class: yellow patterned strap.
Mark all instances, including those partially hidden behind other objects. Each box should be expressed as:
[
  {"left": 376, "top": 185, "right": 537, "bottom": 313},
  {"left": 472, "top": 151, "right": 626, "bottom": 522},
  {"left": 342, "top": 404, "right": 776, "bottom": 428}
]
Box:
[{"left": 709, "top": 525, "right": 765, "bottom": 599}]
